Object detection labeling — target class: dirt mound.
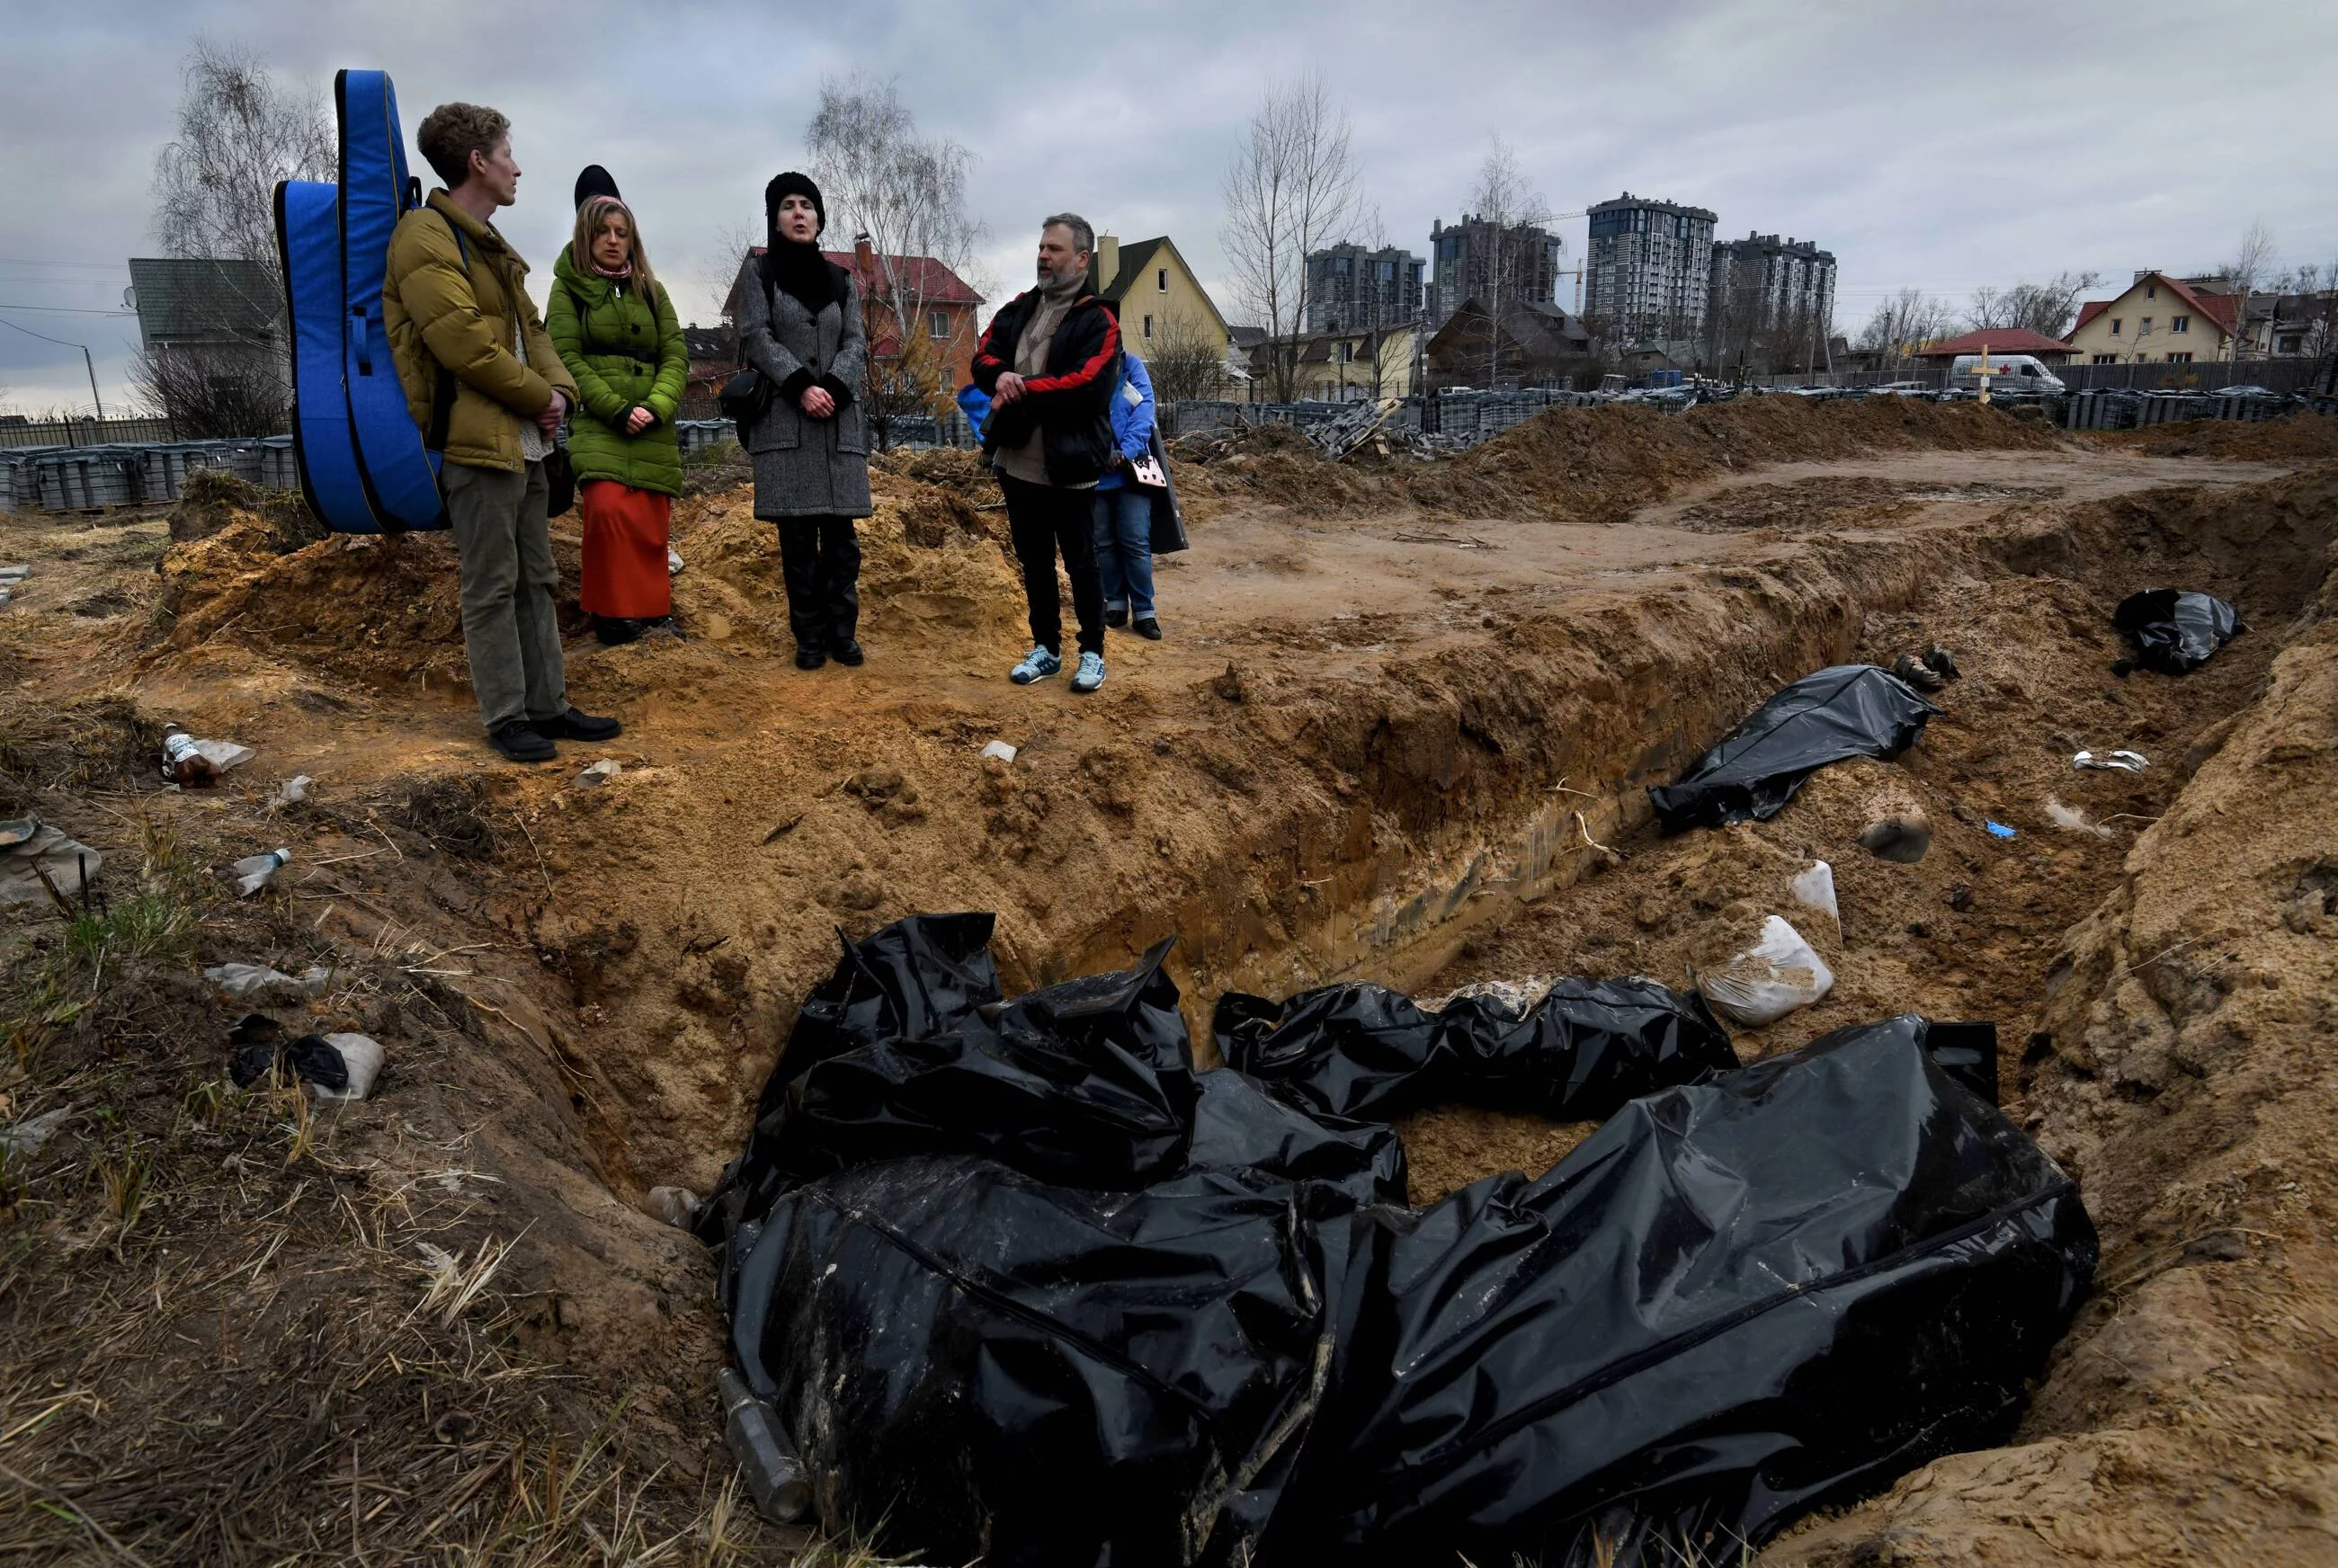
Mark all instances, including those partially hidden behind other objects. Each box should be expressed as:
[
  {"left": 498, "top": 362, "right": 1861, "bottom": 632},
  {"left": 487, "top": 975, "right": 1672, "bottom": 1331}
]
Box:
[{"left": 2091, "top": 411, "right": 2338, "bottom": 460}]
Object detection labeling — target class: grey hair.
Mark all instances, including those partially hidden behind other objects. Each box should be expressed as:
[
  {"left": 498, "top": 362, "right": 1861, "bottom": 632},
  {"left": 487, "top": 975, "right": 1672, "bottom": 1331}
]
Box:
[{"left": 1041, "top": 212, "right": 1094, "bottom": 254}]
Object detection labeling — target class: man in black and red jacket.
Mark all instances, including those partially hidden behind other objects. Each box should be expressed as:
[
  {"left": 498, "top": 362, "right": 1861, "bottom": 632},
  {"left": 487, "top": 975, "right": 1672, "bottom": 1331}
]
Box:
[{"left": 970, "top": 213, "right": 1122, "bottom": 692}]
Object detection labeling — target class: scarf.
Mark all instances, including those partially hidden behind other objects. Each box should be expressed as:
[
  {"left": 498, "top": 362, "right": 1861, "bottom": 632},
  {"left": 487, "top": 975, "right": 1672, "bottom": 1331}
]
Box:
[{"left": 765, "top": 238, "right": 841, "bottom": 315}]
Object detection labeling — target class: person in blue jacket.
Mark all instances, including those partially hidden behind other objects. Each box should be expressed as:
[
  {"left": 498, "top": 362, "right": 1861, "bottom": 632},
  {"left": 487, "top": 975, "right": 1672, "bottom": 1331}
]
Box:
[{"left": 1091, "top": 351, "right": 1162, "bottom": 638}]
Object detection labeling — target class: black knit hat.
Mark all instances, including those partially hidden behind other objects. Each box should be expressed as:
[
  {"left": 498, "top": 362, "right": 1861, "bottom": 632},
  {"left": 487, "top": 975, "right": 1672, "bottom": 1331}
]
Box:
[
  {"left": 574, "top": 165, "right": 621, "bottom": 210},
  {"left": 763, "top": 171, "right": 825, "bottom": 236}
]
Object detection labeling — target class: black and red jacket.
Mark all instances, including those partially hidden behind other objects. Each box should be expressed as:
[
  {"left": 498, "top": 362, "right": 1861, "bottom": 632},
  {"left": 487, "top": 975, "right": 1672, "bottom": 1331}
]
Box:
[{"left": 971, "top": 285, "right": 1121, "bottom": 486}]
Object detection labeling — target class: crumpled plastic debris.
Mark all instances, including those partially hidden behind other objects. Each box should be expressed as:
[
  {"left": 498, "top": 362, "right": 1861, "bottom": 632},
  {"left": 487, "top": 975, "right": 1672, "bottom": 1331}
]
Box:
[
  {"left": 1986, "top": 820, "right": 2018, "bottom": 839},
  {"left": 228, "top": 1024, "right": 382, "bottom": 1100},
  {"left": 194, "top": 738, "right": 255, "bottom": 772},
  {"left": 980, "top": 739, "right": 1018, "bottom": 763},
  {"left": 272, "top": 774, "right": 313, "bottom": 806},
  {"left": 667, "top": 548, "right": 686, "bottom": 576},
  {"left": 205, "top": 962, "right": 331, "bottom": 1000},
  {"left": 2073, "top": 749, "right": 2147, "bottom": 773},
  {"left": 1649, "top": 665, "right": 1942, "bottom": 833},
  {"left": 1699, "top": 913, "right": 1836, "bottom": 1027},
  {"left": 231, "top": 848, "right": 291, "bottom": 896},
  {"left": 1214, "top": 975, "right": 1736, "bottom": 1125},
  {"left": 2112, "top": 588, "right": 2242, "bottom": 675},
  {"left": 0, "top": 1107, "right": 69, "bottom": 1159},
  {"left": 577, "top": 759, "right": 622, "bottom": 786},
  {"left": 0, "top": 816, "right": 102, "bottom": 908},
  {"left": 2046, "top": 798, "right": 2116, "bottom": 840},
  {"left": 1792, "top": 860, "right": 1842, "bottom": 939}
]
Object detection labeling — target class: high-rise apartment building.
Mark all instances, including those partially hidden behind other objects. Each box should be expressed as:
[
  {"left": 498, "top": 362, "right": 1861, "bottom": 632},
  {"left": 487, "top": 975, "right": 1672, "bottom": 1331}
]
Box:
[
  {"left": 1304, "top": 244, "right": 1425, "bottom": 333},
  {"left": 1584, "top": 193, "right": 1717, "bottom": 343},
  {"left": 1426, "top": 216, "right": 1563, "bottom": 327},
  {"left": 1707, "top": 232, "right": 1837, "bottom": 370}
]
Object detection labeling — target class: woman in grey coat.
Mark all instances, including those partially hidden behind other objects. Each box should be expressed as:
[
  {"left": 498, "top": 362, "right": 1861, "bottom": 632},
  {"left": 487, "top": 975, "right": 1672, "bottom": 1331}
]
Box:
[{"left": 740, "top": 171, "right": 873, "bottom": 669}]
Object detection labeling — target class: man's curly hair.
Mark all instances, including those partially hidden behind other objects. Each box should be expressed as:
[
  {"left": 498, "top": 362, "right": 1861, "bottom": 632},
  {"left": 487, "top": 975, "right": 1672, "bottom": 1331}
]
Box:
[{"left": 415, "top": 102, "right": 509, "bottom": 188}]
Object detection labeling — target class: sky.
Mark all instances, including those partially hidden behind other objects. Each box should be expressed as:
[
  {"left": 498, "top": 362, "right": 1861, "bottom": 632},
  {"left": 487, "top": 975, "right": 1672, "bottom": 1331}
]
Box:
[{"left": 4, "top": 0, "right": 2336, "bottom": 413}]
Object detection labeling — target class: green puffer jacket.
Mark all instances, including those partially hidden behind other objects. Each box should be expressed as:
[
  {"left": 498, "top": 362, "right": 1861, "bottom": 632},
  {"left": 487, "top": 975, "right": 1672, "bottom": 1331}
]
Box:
[{"left": 546, "top": 244, "right": 689, "bottom": 497}]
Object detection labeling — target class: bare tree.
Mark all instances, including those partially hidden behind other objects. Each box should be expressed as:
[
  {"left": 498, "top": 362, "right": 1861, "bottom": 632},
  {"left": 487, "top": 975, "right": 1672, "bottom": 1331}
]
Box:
[
  {"left": 1857, "top": 290, "right": 1955, "bottom": 370},
  {"left": 1457, "top": 138, "right": 1552, "bottom": 389},
  {"left": 1145, "top": 305, "right": 1227, "bottom": 402},
  {"left": 153, "top": 40, "right": 333, "bottom": 269},
  {"left": 1220, "top": 75, "right": 1358, "bottom": 404},
  {"left": 146, "top": 40, "right": 328, "bottom": 434},
  {"left": 1964, "top": 271, "right": 2102, "bottom": 340},
  {"left": 2208, "top": 220, "right": 2275, "bottom": 363},
  {"left": 807, "top": 74, "right": 987, "bottom": 444}
]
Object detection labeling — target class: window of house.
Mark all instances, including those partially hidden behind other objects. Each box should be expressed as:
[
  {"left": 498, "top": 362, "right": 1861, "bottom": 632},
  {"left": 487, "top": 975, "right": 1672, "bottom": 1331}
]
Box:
[
  {"left": 2280, "top": 334, "right": 2304, "bottom": 353},
  {"left": 927, "top": 308, "right": 950, "bottom": 340},
  {"left": 1142, "top": 314, "right": 1154, "bottom": 339},
  {"left": 1158, "top": 268, "right": 1168, "bottom": 292},
  {"left": 2166, "top": 352, "right": 2192, "bottom": 363},
  {"left": 2172, "top": 315, "right": 2189, "bottom": 333},
  {"left": 2139, "top": 317, "right": 2152, "bottom": 333},
  {"left": 1339, "top": 342, "right": 1353, "bottom": 362},
  {"left": 2093, "top": 353, "right": 2117, "bottom": 364},
  {"left": 2110, "top": 317, "right": 2121, "bottom": 336},
  {"left": 2146, "top": 282, "right": 2156, "bottom": 299}
]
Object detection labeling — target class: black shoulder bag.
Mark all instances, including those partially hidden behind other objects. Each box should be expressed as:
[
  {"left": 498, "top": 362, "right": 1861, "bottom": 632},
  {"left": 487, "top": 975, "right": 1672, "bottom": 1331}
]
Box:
[{"left": 718, "top": 266, "right": 777, "bottom": 440}]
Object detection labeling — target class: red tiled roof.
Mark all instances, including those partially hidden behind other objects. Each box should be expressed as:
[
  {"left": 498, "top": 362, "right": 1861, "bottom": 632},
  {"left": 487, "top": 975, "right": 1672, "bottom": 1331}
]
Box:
[
  {"left": 743, "top": 245, "right": 983, "bottom": 306},
  {"left": 2072, "top": 273, "right": 2238, "bottom": 339},
  {"left": 1914, "top": 328, "right": 2073, "bottom": 359}
]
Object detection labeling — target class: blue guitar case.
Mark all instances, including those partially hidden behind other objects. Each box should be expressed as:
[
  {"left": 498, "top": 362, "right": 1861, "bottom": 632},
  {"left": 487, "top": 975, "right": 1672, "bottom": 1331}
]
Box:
[
  {"left": 273, "top": 179, "right": 378, "bottom": 532},
  {"left": 336, "top": 69, "right": 448, "bottom": 530}
]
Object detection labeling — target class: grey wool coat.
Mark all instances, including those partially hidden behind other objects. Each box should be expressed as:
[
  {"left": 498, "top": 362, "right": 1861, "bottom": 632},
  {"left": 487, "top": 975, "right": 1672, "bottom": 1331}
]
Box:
[{"left": 737, "top": 259, "right": 874, "bottom": 520}]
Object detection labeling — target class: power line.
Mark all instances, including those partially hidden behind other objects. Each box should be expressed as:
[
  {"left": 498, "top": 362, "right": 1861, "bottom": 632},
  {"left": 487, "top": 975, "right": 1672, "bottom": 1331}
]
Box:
[
  {"left": 0, "top": 303, "right": 136, "bottom": 316},
  {"left": 0, "top": 315, "right": 98, "bottom": 350}
]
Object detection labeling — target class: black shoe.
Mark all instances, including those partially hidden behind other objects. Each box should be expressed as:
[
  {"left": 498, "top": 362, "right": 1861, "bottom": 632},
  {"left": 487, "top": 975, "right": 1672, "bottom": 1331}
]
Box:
[
  {"left": 593, "top": 615, "right": 644, "bottom": 646},
  {"left": 1133, "top": 617, "right": 1163, "bottom": 641},
  {"left": 831, "top": 639, "right": 865, "bottom": 666},
  {"left": 537, "top": 707, "right": 622, "bottom": 743},
  {"left": 488, "top": 721, "right": 556, "bottom": 763},
  {"left": 1105, "top": 609, "right": 1129, "bottom": 629},
  {"left": 641, "top": 616, "right": 684, "bottom": 642},
  {"left": 795, "top": 646, "right": 827, "bottom": 671}
]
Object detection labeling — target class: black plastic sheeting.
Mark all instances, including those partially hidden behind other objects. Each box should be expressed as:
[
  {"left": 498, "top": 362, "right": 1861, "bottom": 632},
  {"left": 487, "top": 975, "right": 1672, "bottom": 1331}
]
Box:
[
  {"left": 1213, "top": 976, "right": 1737, "bottom": 1124},
  {"left": 703, "top": 917, "right": 2095, "bottom": 1568},
  {"left": 2113, "top": 588, "right": 2243, "bottom": 675},
  {"left": 1648, "top": 664, "right": 1943, "bottom": 833}
]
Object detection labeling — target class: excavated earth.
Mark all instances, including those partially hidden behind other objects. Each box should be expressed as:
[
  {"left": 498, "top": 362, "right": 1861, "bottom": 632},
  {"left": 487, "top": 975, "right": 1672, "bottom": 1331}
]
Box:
[{"left": 3, "top": 398, "right": 2337, "bottom": 1563}]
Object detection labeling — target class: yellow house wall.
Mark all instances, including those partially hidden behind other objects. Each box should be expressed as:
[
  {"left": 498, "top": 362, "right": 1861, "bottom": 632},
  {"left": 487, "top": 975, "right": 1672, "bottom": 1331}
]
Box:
[
  {"left": 2066, "top": 277, "right": 2233, "bottom": 364},
  {"left": 1101, "top": 238, "right": 1230, "bottom": 362}
]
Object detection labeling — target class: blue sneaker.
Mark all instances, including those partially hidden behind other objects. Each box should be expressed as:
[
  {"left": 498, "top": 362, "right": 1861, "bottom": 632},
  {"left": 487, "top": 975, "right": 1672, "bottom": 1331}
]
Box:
[
  {"left": 1010, "top": 646, "right": 1061, "bottom": 685},
  {"left": 1071, "top": 651, "right": 1106, "bottom": 693}
]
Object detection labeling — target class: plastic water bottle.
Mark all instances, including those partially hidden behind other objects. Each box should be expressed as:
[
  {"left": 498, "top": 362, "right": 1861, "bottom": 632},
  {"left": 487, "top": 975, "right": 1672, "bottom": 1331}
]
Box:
[
  {"left": 717, "top": 1367, "right": 810, "bottom": 1523},
  {"left": 233, "top": 848, "right": 292, "bottom": 897},
  {"left": 162, "top": 725, "right": 217, "bottom": 788}
]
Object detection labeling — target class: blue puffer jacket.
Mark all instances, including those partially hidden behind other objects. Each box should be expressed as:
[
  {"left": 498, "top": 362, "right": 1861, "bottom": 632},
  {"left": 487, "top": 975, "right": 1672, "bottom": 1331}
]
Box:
[{"left": 1094, "top": 352, "right": 1156, "bottom": 492}]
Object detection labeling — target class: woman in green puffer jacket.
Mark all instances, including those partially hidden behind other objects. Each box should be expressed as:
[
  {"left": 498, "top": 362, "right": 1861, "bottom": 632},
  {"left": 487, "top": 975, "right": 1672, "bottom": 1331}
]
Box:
[{"left": 548, "top": 187, "right": 689, "bottom": 644}]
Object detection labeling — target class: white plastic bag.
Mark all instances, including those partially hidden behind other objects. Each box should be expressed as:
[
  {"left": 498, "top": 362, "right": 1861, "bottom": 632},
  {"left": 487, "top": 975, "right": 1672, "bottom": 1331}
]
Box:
[
  {"left": 311, "top": 1033, "right": 384, "bottom": 1101},
  {"left": 1790, "top": 860, "right": 1841, "bottom": 940},
  {"left": 1701, "top": 915, "right": 1835, "bottom": 1028},
  {"left": 205, "top": 962, "right": 331, "bottom": 999}
]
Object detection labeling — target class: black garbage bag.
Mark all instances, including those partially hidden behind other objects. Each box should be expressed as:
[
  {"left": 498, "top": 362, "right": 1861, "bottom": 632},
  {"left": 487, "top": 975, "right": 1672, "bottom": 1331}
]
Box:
[
  {"left": 1648, "top": 664, "right": 1942, "bottom": 833},
  {"left": 1188, "top": 1067, "right": 1409, "bottom": 1209},
  {"left": 701, "top": 931, "right": 1198, "bottom": 1248},
  {"left": 729, "top": 1154, "right": 1332, "bottom": 1568},
  {"left": 1214, "top": 976, "right": 1736, "bottom": 1125},
  {"left": 2113, "top": 588, "right": 2243, "bottom": 674},
  {"left": 1264, "top": 1015, "right": 2097, "bottom": 1567},
  {"left": 764, "top": 938, "right": 1198, "bottom": 1192}
]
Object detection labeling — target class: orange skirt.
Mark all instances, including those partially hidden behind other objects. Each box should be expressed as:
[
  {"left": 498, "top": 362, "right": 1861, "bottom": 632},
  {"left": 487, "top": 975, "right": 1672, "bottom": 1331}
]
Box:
[{"left": 579, "top": 480, "right": 673, "bottom": 619}]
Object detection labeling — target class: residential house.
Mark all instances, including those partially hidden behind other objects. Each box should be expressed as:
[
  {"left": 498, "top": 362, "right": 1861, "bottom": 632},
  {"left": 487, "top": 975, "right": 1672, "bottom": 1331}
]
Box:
[
  {"left": 1913, "top": 328, "right": 2075, "bottom": 365},
  {"left": 2239, "top": 290, "right": 2338, "bottom": 358},
  {"left": 127, "top": 256, "right": 289, "bottom": 433},
  {"left": 682, "top": 325, "right": 733, "bottom": 414},
  {"left": 1424, "top": 298, "right": 1593, "bottom": 390},
  {"left": 2066, "top": 272, "right": 2237, "bottom": 366},
  {"left": 1094, "top": 235, "right": 1231, "bottom": 364},
  {"left": 1233, "top": 325, "right": 1417, "bottom": 402},
  {"left": 724, "top": 238, "right": 985, "bottom": 405}
]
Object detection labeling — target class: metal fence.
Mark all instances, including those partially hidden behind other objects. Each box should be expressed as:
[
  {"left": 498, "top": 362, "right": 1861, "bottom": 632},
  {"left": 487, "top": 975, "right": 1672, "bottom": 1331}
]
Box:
[{"left": 0, "top": 415, "right": 184, "bottom": 450}]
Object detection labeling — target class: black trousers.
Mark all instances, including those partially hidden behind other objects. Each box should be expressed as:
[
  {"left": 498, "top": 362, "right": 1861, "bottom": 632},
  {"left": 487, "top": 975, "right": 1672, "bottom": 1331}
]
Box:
[
  {"left": 776, "top": 514, "right": 861, "bottom": 651},
  {"left": 999, "top": 474, "right": 1106, "bottom": 657}
]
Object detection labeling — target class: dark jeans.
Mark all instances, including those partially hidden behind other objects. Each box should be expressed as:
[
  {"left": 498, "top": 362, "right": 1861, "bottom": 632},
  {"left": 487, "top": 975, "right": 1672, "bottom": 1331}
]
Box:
[
  {"left": 1090, "top": 485, "right": 1156, "bottom": 618},
  {"left": 776, "top": 514, "right": 861, "bottom": 650},
  {"left": 1000, "top": 474, "right": 1105, "bottom": 657}
]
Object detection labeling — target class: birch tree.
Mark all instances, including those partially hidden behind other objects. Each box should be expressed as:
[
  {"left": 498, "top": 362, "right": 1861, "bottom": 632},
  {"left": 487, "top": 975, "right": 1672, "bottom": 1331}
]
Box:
[
  {"left": 1220, "top": 75, "right": 1357, "bottom": 403},
  {"left": 807, "top": 75, "right": 986, "bottom": 442},
  {"left": 1463, "top": 138, "right": 1552, "bottom": 389}
]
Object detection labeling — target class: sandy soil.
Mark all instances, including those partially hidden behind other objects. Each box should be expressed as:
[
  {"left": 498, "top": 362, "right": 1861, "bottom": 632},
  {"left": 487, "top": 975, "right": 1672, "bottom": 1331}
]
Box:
[{"left": 3, "top": 400, "right": 2335, "bottom": 1562}]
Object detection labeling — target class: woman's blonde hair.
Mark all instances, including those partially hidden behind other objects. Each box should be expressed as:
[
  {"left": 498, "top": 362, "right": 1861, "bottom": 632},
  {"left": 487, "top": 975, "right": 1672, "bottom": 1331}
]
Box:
[{"left": 574, "top": 196, "right": 657, "bottom": 298}]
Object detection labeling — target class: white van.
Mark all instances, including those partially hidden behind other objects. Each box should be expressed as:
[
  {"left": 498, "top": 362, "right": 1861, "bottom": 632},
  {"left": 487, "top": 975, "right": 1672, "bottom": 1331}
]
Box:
[{"left": 1949, "top": 354, "right": 2066, "bottom": 395}]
